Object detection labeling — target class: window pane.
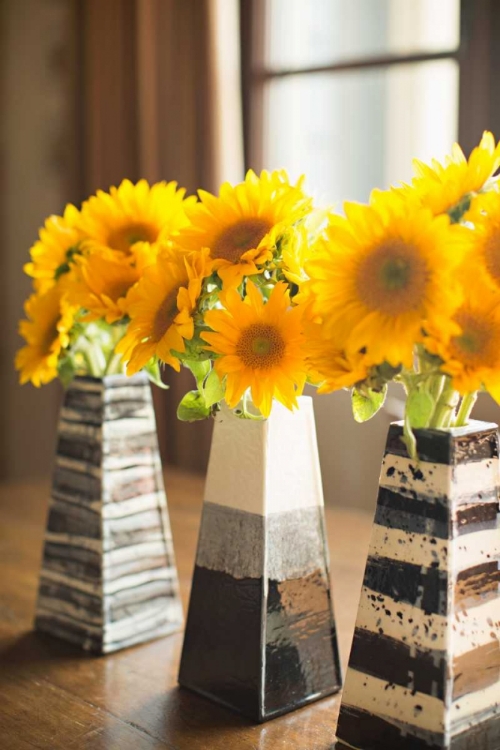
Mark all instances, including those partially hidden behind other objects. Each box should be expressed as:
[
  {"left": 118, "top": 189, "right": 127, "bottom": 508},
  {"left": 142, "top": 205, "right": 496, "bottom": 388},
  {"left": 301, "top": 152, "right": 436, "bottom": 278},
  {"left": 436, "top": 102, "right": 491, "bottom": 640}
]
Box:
[
  {"left": 261, "top": 59, "right": 459, "bottom": 206},
  {"left": 265, "top": 0, "right": 460, "bottom": 70}
]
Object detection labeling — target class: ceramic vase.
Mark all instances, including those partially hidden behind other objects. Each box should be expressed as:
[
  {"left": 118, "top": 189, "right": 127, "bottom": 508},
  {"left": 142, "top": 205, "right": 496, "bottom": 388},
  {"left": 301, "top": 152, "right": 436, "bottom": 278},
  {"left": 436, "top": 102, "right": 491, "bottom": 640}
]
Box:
[
  {"left": 336, "top": 420, "right": 500, "bottom": 750},
  {"left": 178, "top": 396, "right": 342, "bottom": 722},
  {"left": 34, "top": 373, "right": 183, "bottom": 653}
]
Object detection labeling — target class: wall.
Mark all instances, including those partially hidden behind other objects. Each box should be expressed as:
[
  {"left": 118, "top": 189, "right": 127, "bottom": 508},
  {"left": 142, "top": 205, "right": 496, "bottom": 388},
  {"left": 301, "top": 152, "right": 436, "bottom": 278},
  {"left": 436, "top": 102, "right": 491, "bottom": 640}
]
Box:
[{"left": 0, "top": 0, "right": 78, "bottom": 479}]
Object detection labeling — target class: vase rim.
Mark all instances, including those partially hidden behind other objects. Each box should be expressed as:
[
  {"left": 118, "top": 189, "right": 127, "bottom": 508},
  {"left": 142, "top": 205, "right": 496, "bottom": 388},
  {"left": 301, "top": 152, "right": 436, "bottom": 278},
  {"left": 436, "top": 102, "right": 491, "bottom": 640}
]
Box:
[
  {"left": 71, "top": 372, "right": 148, "bottom": 385},
  {"left": 391, "top": 418, "right": 498, "bottom": 437},
  {"left": 219, "top": 395, "right": 313, "bottom": 421}
]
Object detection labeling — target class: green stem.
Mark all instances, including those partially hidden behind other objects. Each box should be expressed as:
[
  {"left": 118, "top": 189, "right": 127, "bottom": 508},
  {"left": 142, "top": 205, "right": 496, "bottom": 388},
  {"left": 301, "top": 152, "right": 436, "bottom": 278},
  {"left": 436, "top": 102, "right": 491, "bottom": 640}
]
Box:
[
  {"left": 429, "top": 379, "right": 460, "bottom": 429},
  {"left": 77, "top": 337, "right": 104, "bottom": 377},
  {"left": 428, "top": 373, "right": 446, "bottom": 403},
  {"left": 454, "top": 392, "right": 478, "bottom": 427},
  {"left": 105, "top": 351, "right": 124, "bottom": 376},
  {"left": 235, "top": 391, "right": 264, "bottom": 420}
]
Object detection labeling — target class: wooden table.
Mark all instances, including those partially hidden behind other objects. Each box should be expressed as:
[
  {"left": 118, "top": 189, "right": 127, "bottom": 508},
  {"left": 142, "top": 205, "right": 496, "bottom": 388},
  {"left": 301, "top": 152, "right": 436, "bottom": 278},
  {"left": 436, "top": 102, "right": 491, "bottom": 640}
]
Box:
[{"left": 0, "top": 470, "right": 373, "bottom": 750}]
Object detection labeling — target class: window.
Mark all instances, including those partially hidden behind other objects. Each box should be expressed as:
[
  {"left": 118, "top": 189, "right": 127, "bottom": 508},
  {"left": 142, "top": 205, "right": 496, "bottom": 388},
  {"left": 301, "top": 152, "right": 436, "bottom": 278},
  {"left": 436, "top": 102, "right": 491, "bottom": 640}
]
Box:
[{"left": 244, "top": 0, "right": 461, "bottom": 204}]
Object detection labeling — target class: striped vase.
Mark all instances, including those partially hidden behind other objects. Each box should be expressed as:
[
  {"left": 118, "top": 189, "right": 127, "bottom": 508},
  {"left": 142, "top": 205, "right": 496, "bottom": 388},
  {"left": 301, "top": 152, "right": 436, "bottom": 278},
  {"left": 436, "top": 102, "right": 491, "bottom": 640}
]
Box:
[
  {"left": 178, "top": 397, "right": 342, "bottom": 722},
  {"left": 336, "top": 420, "right": 500, "bottom": 750},
  {"left": 34, "top": 373, "right": 183, "bottom": 653}
]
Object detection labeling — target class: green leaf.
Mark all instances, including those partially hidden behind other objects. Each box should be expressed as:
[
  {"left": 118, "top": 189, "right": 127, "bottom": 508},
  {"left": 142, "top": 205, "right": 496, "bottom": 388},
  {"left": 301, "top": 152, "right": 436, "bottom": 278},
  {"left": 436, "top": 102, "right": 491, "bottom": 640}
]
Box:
[
  {"left": 185, "top": 359, "right": 211, "bottom": 388},
  {"left": 406, "top": 388, "right": 435, "bottom": 429},
  {"left": 58, "top": 357, "right": 76, "bottom": 389},
  {"left": 176, "top": 334, "right": 211, "bottom": 362},
  {"left": 144, "top": 359, "right": 169, "bottom": 390},
  {"left": 202, "top": 368, "right": 225, "bottom": 408},
  {"left": 352, "top": 385, "right": 387, "bottom": 423},
  {"left": 177, "top": 390, "right": 211, "bottom": 422}
]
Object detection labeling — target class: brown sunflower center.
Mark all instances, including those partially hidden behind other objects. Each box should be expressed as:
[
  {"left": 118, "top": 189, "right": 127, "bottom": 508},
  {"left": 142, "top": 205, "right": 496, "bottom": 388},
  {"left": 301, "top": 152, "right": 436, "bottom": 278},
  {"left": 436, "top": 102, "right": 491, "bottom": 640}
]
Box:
[
  {"left": 236, "top": 323, "right": 286, "bottom": 370},
  {"left": 212, "top": 218, "right": 272, "bottom": 263},
  {"left": 107, "top": 222, "right": 158, "bottom": 253},
  {"left": 449, "top": 309, "right": 498, "bottom": 368},
  {"left": 106, "top": 279, "right": 135, "bottom": 302},
  {"left": 483, "top": 232, "right": 500, "bottom": 286},
  {"left": 153, "top": 288, "right": 180, "bottom": 341},
  {"left": 42, "top": 319, "right": 60, "bottom": 355},
  {"left": 356, "top": 240, "right": 429, "bottom": 316}
]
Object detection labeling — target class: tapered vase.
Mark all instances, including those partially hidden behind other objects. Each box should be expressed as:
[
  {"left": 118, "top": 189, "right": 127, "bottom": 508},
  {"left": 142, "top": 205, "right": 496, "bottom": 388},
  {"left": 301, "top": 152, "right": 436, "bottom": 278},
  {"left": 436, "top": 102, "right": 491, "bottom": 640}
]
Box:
[
  {"left": 178, "top": 397, "right": 342, "bottom": 722},
  {"left": 34, "top": 373, "right": 183, "bottom": 653},
  {"left": 336, "top": 420, "right": 500, "bottom": 750}
]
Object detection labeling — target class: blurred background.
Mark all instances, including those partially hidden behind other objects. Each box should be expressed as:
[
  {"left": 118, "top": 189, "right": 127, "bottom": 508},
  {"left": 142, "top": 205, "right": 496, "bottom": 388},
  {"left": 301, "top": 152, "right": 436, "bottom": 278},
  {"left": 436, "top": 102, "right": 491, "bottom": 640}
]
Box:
[{"left": 1, "top": 0, "right": 499, "bottom": 512}]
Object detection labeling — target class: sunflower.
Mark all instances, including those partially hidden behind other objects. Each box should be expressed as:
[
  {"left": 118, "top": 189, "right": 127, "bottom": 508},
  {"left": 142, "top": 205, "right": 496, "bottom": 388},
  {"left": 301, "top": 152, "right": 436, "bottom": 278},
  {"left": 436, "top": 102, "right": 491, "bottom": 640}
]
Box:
[
  {"left": 304, "top": 195, "right": 469, "bottom": 369},
  {"left": 66, "top": 245, "right": 157, "bottom": 324},
  {"left": 15, "top": 285, "right": 76, "bottom": 387},
  {"left": 408, "top": 131, "right": 500, "bottom": 218},
  {"left": 280, "top": 209, "right": 331, "bottom": 286},
  {"left": 202, "top": 281, "right": 306, "bottom": 417},
  {"left": 116, "top": 247, "right": 209, "bottom": 374},
  {"left": 304, "top": 321, "right": 372, "bottom": 392},
  {"left": 77, "top": 179, "right": 195, "bottom": 256},
  {"left": 424, "top": 271, "right": 500, "bottom": 399},
  {"left": 24, "top": 204, "right": 83, "bottom": 292},
  {"left": 176, "top": 169, "right": 312, "bottom": 288},
  {"left": 465, "top": 190, "right": 500, "bottom": 292}
]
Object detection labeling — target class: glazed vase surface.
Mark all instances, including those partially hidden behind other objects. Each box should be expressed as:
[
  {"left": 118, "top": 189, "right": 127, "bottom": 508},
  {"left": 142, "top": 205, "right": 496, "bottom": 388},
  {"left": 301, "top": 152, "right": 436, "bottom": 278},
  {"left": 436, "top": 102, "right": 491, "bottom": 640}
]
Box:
[
  {"left": 35, "top": 373, "right": 182, "bottom": 653},
  {"left": 336, "top": 420, "right": 500, "bottom": 750},
  {"left": 178, "top": 397, "right": 342, "bottom": 722}
]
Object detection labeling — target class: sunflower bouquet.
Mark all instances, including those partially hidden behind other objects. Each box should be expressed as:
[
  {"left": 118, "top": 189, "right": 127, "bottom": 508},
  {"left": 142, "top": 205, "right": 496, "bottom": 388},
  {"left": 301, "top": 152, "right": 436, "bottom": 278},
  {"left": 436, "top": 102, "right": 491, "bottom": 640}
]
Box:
[
  {"left": 16, "top": 179, "right": 194, "bottom": 387},
  {"left": 300, "top": 131, "right": 500, "bottom": 457},
  {"left": 16, "top": 170, "right": 325, "bottom": 422},
  {"left": 116, "top": 170, "right": 321, "bottom": 420}
]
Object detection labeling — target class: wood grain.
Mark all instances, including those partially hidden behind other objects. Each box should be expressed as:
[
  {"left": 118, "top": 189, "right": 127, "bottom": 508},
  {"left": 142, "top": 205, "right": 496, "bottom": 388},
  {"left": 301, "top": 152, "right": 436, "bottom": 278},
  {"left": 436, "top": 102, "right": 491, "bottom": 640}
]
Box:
[{"left": 0, "top": 470, "right": 373, "bottom": 749}]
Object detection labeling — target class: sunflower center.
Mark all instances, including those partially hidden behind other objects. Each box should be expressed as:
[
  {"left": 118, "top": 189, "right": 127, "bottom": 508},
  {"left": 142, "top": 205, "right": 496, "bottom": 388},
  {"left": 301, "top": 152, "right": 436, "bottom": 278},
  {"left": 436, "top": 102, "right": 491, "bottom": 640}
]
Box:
[
  {"left": 106, "top": 279, "right": 135, "bottom": 302},
  {"left": 107, "top": 222, "right": 158, "bottom": 253},
  {"left": 153, "top": 288, "right": 180, "bottom": 341},
  {"left": 449, "top": 309, "right": 499, "bottom": 368},
  {"left": 212, "top": 218, "right": 272, "bottom": 263},
  {"left": 356, "top": 240, "right": 429, "bottom": 316},
  {"left": 236, "top": 323, "right": 285, "bottom": 369},
  {"left": 483, "top": 233, "right": 500, "bottom": 286},
  {"left": 42, "top": 319, "right": 60, "bottom": 355}
]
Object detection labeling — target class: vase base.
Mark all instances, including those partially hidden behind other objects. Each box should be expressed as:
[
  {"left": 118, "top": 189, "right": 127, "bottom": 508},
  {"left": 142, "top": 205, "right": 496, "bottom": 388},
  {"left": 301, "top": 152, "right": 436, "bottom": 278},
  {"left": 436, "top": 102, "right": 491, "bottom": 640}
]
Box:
[
  {"left": 180, "top": 680, "right": 341, "bottom": 724},
  {"left": 179, "top": 561, "right": 341, "bottom": 722},
  {"left": 35, "top": 606, "right": 183, "bottom": 654}
]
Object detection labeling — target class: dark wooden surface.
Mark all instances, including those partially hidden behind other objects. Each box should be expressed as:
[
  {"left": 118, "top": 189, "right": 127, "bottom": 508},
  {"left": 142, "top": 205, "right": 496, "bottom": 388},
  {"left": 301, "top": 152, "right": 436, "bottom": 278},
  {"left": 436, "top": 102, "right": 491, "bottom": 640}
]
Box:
[{"left": 0, "top": 470, "right": 373, "bottom": 750}]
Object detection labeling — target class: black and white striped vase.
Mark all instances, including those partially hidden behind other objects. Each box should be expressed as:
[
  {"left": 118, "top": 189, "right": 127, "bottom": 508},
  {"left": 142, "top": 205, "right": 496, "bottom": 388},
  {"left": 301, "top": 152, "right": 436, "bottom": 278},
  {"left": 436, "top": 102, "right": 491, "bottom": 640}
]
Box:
[
  {"left": 178, "top": 397, "right": 342, "bottom": 722},
  {"left": 34, "top": 373, "right": 183, "bottom": 654},
  {"left": 336, "top": 420, "right": 500, "bottom": 750}
]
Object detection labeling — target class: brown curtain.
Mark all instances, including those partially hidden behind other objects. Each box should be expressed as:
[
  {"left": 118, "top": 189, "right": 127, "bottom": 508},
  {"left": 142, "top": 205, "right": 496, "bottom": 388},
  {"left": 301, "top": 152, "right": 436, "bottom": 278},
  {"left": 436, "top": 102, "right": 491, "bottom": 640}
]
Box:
[{"left": 76, "top": 0, "right": 245, "bottom": 472}]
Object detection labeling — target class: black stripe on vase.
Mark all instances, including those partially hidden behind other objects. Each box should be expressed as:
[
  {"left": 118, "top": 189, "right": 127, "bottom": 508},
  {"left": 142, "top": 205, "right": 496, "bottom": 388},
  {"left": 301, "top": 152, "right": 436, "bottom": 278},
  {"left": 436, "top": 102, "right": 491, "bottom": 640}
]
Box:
[
  {"left": 374, "top": 499, "right": 449, "bottom": 539},
  {"left": 348, "top": 627, "right": 446, "bottom": 699},
  {"left": 336, "top": 706, "right": 445, "bottom": 750},
  {"left": 363, "top": 556, "right": 448, "bottom": 616},
  {"left": 385, "top": 421, "right": 498, "bottom": 465}
]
